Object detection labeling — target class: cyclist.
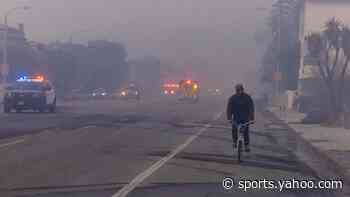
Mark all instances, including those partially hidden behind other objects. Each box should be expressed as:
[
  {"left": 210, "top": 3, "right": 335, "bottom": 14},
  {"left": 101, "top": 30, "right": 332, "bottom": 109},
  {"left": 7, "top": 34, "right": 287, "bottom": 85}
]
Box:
[{"left": 226, "top": 84, "right": 255, "bottom": 152}]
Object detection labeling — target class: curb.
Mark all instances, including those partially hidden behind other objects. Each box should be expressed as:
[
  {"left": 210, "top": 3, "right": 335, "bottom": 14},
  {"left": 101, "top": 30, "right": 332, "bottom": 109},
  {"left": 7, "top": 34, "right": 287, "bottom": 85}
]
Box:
[{"left": 264, "top": 109, "right": 350, "bottom": 195}]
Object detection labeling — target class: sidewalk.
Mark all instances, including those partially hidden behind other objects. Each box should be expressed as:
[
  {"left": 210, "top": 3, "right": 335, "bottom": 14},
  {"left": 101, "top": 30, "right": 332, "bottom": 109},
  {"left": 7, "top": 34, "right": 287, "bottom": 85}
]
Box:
[{"left": 270, "top": 107, "right": 350, "bottom": 184}]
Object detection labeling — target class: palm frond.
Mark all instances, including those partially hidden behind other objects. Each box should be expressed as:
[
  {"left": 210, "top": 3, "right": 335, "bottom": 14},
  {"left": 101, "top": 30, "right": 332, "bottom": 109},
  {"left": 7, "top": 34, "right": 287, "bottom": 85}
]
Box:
[{"left": 306, "top": 33, "right": 323, "bottom": 57}]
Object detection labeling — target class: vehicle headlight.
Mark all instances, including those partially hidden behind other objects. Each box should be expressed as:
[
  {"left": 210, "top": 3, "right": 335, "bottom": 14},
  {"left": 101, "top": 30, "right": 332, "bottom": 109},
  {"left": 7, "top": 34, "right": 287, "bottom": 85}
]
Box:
[
  {"left": 164, "top": 90, "right": 168, "bottom": 94},
  {"left": 92, "top": 93, "right": 97, "bottom": 96},
  {"left": 121, "top": 91, "right": 126, "bottom": 96},
  {"left": 102, "top": 92, "right": 107, "bottom": 96},
  {"left": 135, "top": 91, "right": 139, "bottom": 95},
  {"left": 170, "top": 90, "right": 175, "bottom": 94}
]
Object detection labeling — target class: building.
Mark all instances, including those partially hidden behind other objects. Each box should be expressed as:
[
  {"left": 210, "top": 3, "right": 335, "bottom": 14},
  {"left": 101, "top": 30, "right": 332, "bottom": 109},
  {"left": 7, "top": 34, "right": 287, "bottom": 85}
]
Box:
[
  {"left": 0, "top": 24, "right": 42, "bottom": 82},
  {"left": 297, "top": 0, "right": 350, "bottom": 109},
  {"left": 0, "top": 24, "right": 27, "bottom": 100}
]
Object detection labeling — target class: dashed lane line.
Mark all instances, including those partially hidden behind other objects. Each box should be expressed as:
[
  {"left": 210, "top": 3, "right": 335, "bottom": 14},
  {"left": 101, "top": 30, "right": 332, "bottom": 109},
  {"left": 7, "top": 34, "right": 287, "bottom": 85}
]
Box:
[{"left": 0, "top": 138, "right": 26, "bottom": 149}]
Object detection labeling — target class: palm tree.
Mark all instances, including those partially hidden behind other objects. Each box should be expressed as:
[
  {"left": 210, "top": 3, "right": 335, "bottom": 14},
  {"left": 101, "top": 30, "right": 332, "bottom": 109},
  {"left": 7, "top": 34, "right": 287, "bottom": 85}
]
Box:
[
  {"left": 338, "top": 26, "right": 350, "bottom": 113},
  {"left": 306, "top": 33, "right": 323, "bottom": 57},
  {"left": 324, "top": 18, "right": 342, "bottom": 80},
  {"left": 306, "top": 20, "right": 350, "bottom": 123}
]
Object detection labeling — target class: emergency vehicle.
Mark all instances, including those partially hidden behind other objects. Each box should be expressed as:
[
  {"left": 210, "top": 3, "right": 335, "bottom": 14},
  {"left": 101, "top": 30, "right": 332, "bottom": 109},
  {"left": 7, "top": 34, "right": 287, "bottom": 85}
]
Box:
[
  {"left": 119, "top": 83, "right": 141, "bottom": 100},
  {"left": 178, "top": 80, "right": 200, "bottom": 102},
  {"left": 3, "top": 76, "right": 56, "bottom": 113},
  {"left": 162, "top": 83, "right": 179, "bottom": 96}
]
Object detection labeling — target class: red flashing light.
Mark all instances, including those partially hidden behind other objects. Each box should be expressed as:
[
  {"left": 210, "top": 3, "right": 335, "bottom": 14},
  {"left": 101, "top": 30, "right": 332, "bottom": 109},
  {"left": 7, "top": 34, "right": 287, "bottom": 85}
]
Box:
[{"left": 164, "top": 84, "right": 179, "bottom": 88}]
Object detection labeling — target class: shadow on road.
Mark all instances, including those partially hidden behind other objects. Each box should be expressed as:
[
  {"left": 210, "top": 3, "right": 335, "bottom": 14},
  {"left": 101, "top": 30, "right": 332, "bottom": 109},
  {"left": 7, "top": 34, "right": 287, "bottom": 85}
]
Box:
[{"left": 148, "top": 151, "right": 312, "bottom": 174}]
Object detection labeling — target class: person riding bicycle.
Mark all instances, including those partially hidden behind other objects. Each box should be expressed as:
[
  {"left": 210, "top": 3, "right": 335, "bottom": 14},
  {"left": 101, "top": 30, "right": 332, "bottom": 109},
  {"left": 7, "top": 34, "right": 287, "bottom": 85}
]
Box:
[{"left": 226, "top": 84, "right": 255, "bottom": 152}]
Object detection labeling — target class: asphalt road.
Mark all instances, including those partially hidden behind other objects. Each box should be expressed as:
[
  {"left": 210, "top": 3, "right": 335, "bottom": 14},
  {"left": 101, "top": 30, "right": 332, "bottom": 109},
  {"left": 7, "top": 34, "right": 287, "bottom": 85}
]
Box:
[{"left": 0, "top": 96, "right": 343, "bottom": 197}]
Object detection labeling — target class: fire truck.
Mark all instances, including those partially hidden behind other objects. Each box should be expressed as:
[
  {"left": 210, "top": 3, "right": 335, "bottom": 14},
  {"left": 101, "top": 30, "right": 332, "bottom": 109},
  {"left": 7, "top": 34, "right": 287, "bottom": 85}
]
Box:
[
  {"left": 178, "top": 80, "right": 200, "bottom": 102},
  {"left": 162, "top": 83, "right": 179, "bottom": 96}
]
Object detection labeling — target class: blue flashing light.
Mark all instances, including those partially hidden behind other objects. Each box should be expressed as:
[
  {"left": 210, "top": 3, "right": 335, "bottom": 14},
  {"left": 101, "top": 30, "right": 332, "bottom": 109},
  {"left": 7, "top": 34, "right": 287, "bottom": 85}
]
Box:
[
  {"left": 16, "top": 76, "right": 44, "bottom": 82},
  {"left": 17, "top": 76, "right": 28, "bottom": 82}
]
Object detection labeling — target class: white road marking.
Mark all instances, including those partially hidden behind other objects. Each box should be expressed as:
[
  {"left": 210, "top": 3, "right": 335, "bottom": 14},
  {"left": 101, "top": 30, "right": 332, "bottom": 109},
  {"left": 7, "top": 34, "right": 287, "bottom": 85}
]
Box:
[
  {"left": 112, "top": 111, "right": 223, "bottom": 197},
  {"left": 178, "top": 122, "right": 231, "bottom": 130},
  {"left": 80, "top": 125, "right": 97, "bottom": 130},
  {"left": 0, "top": 138, "right": 26, "bottom": 149}
]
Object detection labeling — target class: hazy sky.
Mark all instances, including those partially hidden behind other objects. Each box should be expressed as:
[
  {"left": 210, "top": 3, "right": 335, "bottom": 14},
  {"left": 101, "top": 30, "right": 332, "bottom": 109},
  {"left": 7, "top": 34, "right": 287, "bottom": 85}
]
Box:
[{"left": 1, "top": 0, "right": 273, "bottom": 87}]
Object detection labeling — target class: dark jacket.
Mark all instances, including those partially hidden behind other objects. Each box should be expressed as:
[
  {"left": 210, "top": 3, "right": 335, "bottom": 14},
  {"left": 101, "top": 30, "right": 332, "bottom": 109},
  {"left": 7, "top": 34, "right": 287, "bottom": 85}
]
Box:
[{"left": 227, "top": 92, "right": 255, "bottom": 123}]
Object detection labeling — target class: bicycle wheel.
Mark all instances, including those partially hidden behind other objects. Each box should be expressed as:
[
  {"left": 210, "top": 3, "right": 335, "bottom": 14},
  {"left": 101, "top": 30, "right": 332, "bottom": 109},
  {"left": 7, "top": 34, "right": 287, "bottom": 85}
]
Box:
[{"left": 237, "top": 140, "right": 243, "bottom": 163}]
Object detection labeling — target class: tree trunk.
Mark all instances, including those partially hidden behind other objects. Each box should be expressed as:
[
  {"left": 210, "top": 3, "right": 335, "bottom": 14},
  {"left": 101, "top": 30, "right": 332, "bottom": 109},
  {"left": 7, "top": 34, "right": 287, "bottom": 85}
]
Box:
[
  {"left": 327, "top": 80, "right": 339, "bottom": 123},
  {"left": 318, "top": 47, "right": 344, "bottom": 124},
  {"left": 330, "top": 47, "right": 340, "bottom": 80},
  {"left": 338, "top": 56, "right": 350, "bottom": 116},
  {"left": 317, "top": 59, "right": 339, "bottom": 123}
]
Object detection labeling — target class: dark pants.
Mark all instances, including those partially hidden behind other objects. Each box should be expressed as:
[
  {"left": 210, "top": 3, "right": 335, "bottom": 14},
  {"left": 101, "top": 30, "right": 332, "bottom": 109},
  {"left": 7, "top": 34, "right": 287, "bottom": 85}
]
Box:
[{"left": 232, "top": 123, "right": 250, "bottom": 146}]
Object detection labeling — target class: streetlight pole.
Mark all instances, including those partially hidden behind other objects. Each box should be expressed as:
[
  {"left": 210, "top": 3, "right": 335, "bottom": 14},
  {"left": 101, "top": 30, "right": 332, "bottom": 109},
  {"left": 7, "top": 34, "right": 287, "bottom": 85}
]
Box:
[
  {"left": 276, "top": 4, "right": 282, "bottom": 97},
  {"left": 2, "top": 6, "right": 30, "bottom": 83}
]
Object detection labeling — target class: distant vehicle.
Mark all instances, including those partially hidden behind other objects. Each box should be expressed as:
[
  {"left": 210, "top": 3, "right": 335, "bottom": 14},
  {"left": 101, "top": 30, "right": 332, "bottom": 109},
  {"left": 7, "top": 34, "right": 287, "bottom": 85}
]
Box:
[
  {"left": 91, "top": 88, "right": 108, "bottom": 99},
  {"left": 208, "top": 88, "right": 222, "bottom": 96},
  {"left": 119, "top": 84, "right": 141, "bottom": 100},
  {"left": 3, "top": 76, "right": 56, "bottom": 113},
  {"left": 162, "top": 83, "right": 179, "bottom": 96},
  {"left": 178, "top": 80, "right": 200, "bottom": 102}
]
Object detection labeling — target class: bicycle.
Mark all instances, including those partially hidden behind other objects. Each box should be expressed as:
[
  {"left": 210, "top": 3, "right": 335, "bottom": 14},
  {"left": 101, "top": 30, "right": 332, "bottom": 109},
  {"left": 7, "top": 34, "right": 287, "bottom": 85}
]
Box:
[{"left": 231, "top": 120, "right": 254, "bottom": 163}]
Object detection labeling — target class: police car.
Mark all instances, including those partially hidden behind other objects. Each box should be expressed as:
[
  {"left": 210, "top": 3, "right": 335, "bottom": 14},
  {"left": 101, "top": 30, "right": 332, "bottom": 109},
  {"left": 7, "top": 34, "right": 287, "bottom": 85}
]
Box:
[{"left": 3, "top": 76, "right": 56, "bottom": 113}]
